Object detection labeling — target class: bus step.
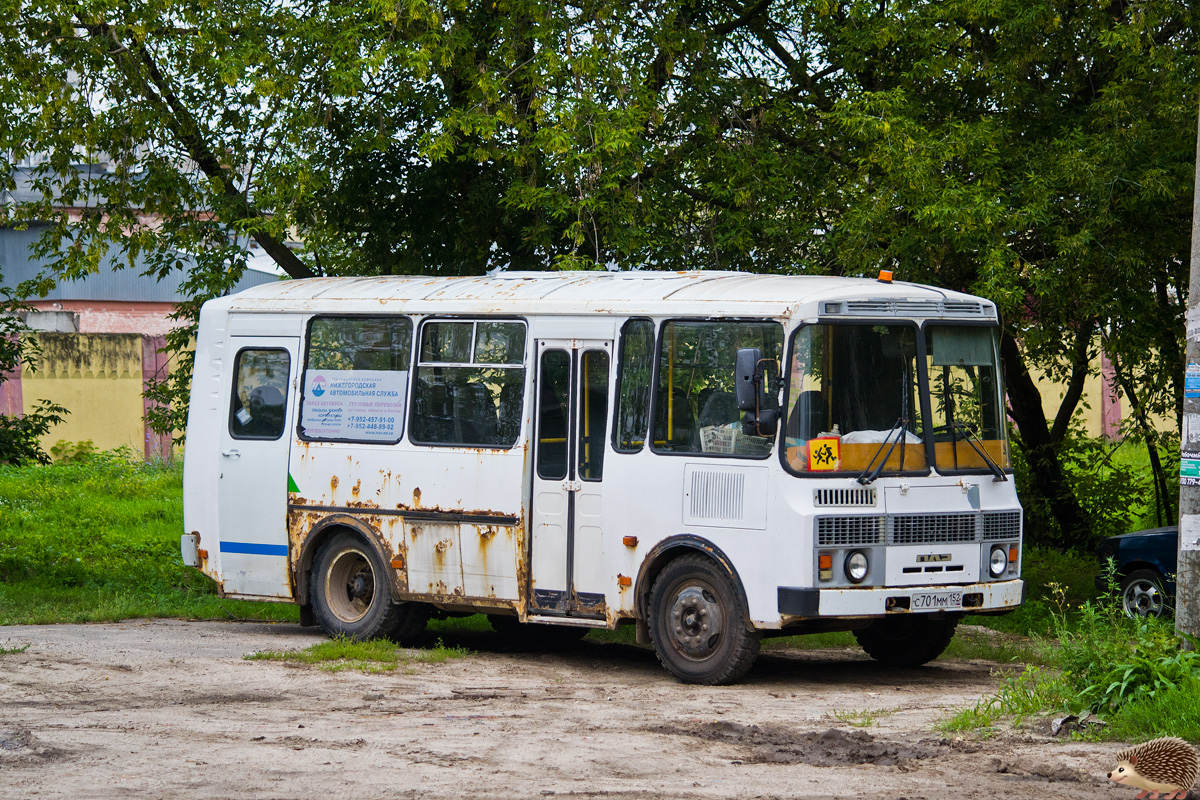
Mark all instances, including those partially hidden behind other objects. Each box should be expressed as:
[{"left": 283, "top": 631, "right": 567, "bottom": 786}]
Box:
[{"left": 527, "top": 615, "right": 609, "bottom": 628}]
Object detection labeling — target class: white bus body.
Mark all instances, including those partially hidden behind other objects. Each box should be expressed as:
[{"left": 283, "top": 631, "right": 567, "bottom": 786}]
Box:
[{"left": 182, "top": 271, "right": 1024, "bottom": 684}]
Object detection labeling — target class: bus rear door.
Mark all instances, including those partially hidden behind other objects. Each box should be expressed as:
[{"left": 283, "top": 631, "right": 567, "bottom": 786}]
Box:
[{"left": 216, "top": 336, "right": 300, "bottom": 598}]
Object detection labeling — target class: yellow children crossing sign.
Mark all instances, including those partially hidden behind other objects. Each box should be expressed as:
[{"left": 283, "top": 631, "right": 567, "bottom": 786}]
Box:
[{"left": 809, "top": 437, "right": 840, "bottom": 471}]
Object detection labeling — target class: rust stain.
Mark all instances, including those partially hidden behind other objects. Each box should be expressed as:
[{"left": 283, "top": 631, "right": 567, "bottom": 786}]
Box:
[
  {"left": 330, "top": 475, "right": 339, "bottom": 490},
  {"left": 351, "top": 478, "right": 361, "bottom": 497},
  {"left": 412, "top": 487, "right": 421, "bottom": 507}
]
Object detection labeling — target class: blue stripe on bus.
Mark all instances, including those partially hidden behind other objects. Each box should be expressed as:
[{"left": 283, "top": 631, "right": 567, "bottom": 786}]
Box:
[{"left": 219, "top": 541, "right": 289, "bottom": 556}]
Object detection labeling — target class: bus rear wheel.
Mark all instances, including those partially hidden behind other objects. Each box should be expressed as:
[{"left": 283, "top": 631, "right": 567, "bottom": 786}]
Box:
[
  {"left": 311, "top": 532, "right": 427, "bottom": 642},
  {"left": 648, "top": 555, "right": 760, "bottom": 685},
  {"left": 853, "top": 615, "right": 958, "bottom": 667}
]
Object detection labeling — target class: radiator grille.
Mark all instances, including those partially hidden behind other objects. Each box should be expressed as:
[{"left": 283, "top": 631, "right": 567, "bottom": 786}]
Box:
[
  {"left": 889, "top": 513, "right": 978, "bottom": 545},
  {"left": 817, "top": 516, "right": 886, "bottom": 546},
  {"left": 688, "top": 470, "right": 746, "bottom": 522},
  {"left": 982, "top": 510, "right": 1022, "bottom": 541},
  {"left": 814, "top": 487, "right": 877, "bottom": 507}
]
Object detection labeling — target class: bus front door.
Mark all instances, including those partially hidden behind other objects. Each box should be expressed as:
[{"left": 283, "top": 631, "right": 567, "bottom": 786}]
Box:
[
  {"left": 530, "top": 339, "right": 612, "bottom": 619},
  {"left": 215, "top": 336, "right": 300, "bottom": 598}
]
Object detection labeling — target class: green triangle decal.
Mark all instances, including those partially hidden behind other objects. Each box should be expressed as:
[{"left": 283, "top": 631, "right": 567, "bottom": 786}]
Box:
[{"left": 287, "top": 473, "right": 300, "bottom": 494}]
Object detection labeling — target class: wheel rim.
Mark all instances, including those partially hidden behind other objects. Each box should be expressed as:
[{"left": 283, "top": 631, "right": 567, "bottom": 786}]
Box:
[
  {"left": 324, "top": 548, "right": 376, "bottom": 624},
  {"left": 668, "top": 582, "right": 725, "bottom": 660},
  {"left": 1123, "top": 579, "right": 1163, "bottom": 618}
]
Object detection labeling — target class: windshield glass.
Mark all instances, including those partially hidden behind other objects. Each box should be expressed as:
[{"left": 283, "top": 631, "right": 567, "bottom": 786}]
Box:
[
  {"left": 784, "top": 324, "right": 925, "bottom": 475},
  {"left": 925, "top": 325, "right": 1010, "bottom": 471}
]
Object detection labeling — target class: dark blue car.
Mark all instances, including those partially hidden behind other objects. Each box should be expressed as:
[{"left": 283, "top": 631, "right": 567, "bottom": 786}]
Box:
[{"left": 1095, "top": 526, "right": 1177, "bottom": 618}]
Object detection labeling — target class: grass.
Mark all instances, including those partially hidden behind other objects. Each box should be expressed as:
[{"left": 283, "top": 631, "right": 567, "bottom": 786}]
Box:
[
  {"left": 245, "top": 635, "right": 470, "bottom": 673},
  {"left": 0, "top": 643, "right": 29, "bottom": 654},
  {"left": 0, "top": 451, "right": 297, "bottom": 625}
]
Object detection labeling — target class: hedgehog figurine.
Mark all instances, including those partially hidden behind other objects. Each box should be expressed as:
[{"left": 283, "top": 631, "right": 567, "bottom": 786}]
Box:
[{"left": 1108, "top": 737, "right": 1198, "bottom": 799}]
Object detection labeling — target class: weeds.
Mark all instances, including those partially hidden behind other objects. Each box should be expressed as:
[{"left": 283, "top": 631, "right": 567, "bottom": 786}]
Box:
[
  {"left": 946, "top": 561, "right": 1200, "bottom": 741},
  {"left": 245, "top": 635, "right": 470, "bottom": 673},
  {"left": 0, "top": 643, "right": 29, "bottom": 654}
]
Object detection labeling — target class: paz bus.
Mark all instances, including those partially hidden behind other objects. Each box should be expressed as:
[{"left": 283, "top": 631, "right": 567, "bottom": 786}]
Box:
[{"left": 181, "top": 270, "right": 1024, "bottom": 684}]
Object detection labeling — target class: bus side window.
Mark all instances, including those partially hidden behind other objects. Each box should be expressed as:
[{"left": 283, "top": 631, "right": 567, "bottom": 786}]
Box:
[
  {"left": 411, "top": 320, "right": 527, "bottom": 448},
  {"left": 650, "top": 320, "right": 783, "bottom": 457},
  {"left": 230, "top": 349, "right": 290, "bottom": 440},
  {"left": 298, "top": 316, "right": 412, "bottom": 443},
  {"left": 579, "top": 350, "right": 609, "bottom": 481},
  {"left": 613, "top": 318, "right": 653, "bottom": 452}
]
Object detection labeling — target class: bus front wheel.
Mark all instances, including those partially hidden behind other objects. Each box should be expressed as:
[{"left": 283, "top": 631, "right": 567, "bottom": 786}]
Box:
[
  {"left": 311, "top": 532, "right": 426, "bottom": 642},
  {"left": 648, "top": 555, "right": 760, "bottom": 685},
  {"left": 853, "top": 615, "right": 958, "bottom": 667}
]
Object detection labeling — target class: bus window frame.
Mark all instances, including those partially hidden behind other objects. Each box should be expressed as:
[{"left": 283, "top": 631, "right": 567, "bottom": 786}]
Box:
[
  {"left": 647, "top": 316, "right": 785, "bottom": 461},
  {"left": 228, "top": 346, "right": 292, "bottom": 442},
  {"left": 611, "top": 316, "right": 656, "bottom": 454},
  {"left": 407, "top": 315, "right": 529, "bottom": 451},
  {"left": 295, "top": 313, "right": 415, "bottom": 446},
  {"left": 920, "top": 318, "right": 1013, "bottom": 478}
]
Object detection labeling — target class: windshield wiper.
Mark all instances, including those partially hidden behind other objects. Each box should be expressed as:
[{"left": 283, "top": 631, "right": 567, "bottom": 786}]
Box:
[
  {"left": 856, "top": 417, "right": 907, "bottom": 486},
  {"left": 952, "top": 422, "right": 1007, "bottom": 481}
]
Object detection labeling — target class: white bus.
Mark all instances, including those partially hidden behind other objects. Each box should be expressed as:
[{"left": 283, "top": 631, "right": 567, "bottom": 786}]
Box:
[{"left": 181, "top": 270, "right": 1023, "bottom": 684}]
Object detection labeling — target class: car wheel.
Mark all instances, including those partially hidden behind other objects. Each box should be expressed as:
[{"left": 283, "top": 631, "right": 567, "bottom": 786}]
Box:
[
  {"left": 647, "top": 554, "right": 760, "bottom": 685},
  {"left": 311, "top": 531, "right": 425, "bottom": 641},
  {"left": 1119, "top": 569, "right": 1169, "bottom": 618},
  {"left": 853, "top": 616, "right": 959, "bottom": 667}
]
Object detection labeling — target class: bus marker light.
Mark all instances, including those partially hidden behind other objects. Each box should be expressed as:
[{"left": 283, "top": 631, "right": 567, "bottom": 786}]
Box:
[
  {"left": 877, "top": 269, "right": 894, "bottom": 283},
  {"left": 623, "top": 536, "right": 638, "bottom": 547},
  {"left": 391, "top": 558, "right": 404, "bottom": 569},
  {"left": 197, "top": 549, "right": 208, "bottom": 559},
  {"left": 818, "top": 553, "right": 833, "bottom": 580},
  {"left": 1008, "top": 547, "right": 1018, "bottom": 563},
  {"left": 617, "top": 574, "right": 631, "bottom": 587}
]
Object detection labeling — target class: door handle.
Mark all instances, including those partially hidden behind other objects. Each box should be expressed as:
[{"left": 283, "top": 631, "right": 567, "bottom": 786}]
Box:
[
  {"left": 221, "top": 449, "right": 241, "bottom": 458},
  {"left": 561, "top": 480, "right": 581, "bottom": 492}
]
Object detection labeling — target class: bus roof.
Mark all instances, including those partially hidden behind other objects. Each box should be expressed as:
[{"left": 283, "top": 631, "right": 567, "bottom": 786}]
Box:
[{"left": 219, "top": 271, "right": 997, "bottom": 320}]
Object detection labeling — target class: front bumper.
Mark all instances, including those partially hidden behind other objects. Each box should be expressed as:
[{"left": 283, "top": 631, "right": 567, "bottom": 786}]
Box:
[{"left": 778, "top": 578, "right": 1024, "bottom": 619}]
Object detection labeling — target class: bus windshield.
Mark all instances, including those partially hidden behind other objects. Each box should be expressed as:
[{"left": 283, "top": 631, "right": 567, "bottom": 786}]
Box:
[
  {"left": 784, "top": 324, "right": 926, "bottom": 475},
  {"left": 925, "top": 325, "right": 1010, "bottom": 473},
  {"left": 783, "top": 323, "right": 1011, "bottom": 476}
]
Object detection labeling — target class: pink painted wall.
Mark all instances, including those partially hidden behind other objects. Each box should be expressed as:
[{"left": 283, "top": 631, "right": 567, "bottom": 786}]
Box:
[{"left": 29, "top": 300, "right": 178, "bottom": 336}]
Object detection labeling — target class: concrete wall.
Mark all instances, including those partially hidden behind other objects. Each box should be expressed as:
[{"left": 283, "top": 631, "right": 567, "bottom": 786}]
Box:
[{"left": 18, "top": 332, "right": 174, "bottom": 458}]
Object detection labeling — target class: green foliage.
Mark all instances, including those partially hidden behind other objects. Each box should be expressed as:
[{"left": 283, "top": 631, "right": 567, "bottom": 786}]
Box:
[
  {"left": 245, "top": 635, "right": 470, "bottom": 673},
  {"left": 1104, "top": 676, "right": 1200, "bottom": 743},
  {"left": 0, "top": 642, "right": 29, "bottom": 654},
  {"left": 0, "top": 452, "right": 295, "bottom": 624},
  {"left": 49, "top": 439, "right": 97, "bottom": 463},
  {"left": 0, "top": 398, "right": 68, "bottom": 466}
]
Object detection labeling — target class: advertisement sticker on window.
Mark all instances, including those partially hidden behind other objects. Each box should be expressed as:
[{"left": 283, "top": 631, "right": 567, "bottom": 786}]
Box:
[{"left": 302, "top": 369, "right": 408, "bottom": 441}]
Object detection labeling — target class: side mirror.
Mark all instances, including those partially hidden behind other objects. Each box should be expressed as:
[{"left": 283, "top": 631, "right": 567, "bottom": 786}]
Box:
[
  {"left": 735, "top": 348, "right": 762, "bottom": 411},
  {"left": 735, "top": 347, "right": 779, "bottom": 436}
]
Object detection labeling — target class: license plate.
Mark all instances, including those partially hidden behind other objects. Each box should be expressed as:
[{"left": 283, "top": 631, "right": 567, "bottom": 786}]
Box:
[{"left": 911, "top": 590, "right": 963, "bottom": 611}]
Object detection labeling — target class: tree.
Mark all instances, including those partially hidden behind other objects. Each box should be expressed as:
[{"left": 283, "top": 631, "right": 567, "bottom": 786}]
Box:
[{"left": 1, "top": 0, "right": 1196, "bottom": 547}]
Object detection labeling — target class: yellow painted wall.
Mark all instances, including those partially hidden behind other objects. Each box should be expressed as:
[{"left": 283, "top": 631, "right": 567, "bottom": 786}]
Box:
[{"left": 22, "top": 333, "right": 147, "bottom": 454}]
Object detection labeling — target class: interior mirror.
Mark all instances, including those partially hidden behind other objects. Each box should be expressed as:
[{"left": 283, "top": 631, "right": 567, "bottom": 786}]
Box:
[{"left": 735, "top": 348, "right": 762, "bottom": 411}]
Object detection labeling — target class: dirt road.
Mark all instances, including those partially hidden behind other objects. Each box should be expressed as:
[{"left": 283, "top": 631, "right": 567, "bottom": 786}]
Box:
[{"left": 0, "top": 619, "right": 1129, "bottom": 799}]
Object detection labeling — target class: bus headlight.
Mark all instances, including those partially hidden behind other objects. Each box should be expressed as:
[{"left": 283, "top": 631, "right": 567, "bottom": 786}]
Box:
[
  {"left": 989, "top": 546, "right": 1008, "bottom": 578},
  {"left": 844, "top": 550, "right": 869, "bottom": 583}
]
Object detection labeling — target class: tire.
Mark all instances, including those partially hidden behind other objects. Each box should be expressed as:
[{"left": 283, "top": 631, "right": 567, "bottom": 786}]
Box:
[
  {"left": 1119, "top": 569, "right": 1170, "bottom": 619},
  {"left": 647, "top": 554, "right": 761, "bottom": 685},
  {"left": 311, "top": 532, "right": 427, "bottom": 641},
  {"left": 854, "top": 615, "right": 958, "bottom": 667},
  {"left": 487, "top": 614, "right": 590, "bottom": 647}
]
